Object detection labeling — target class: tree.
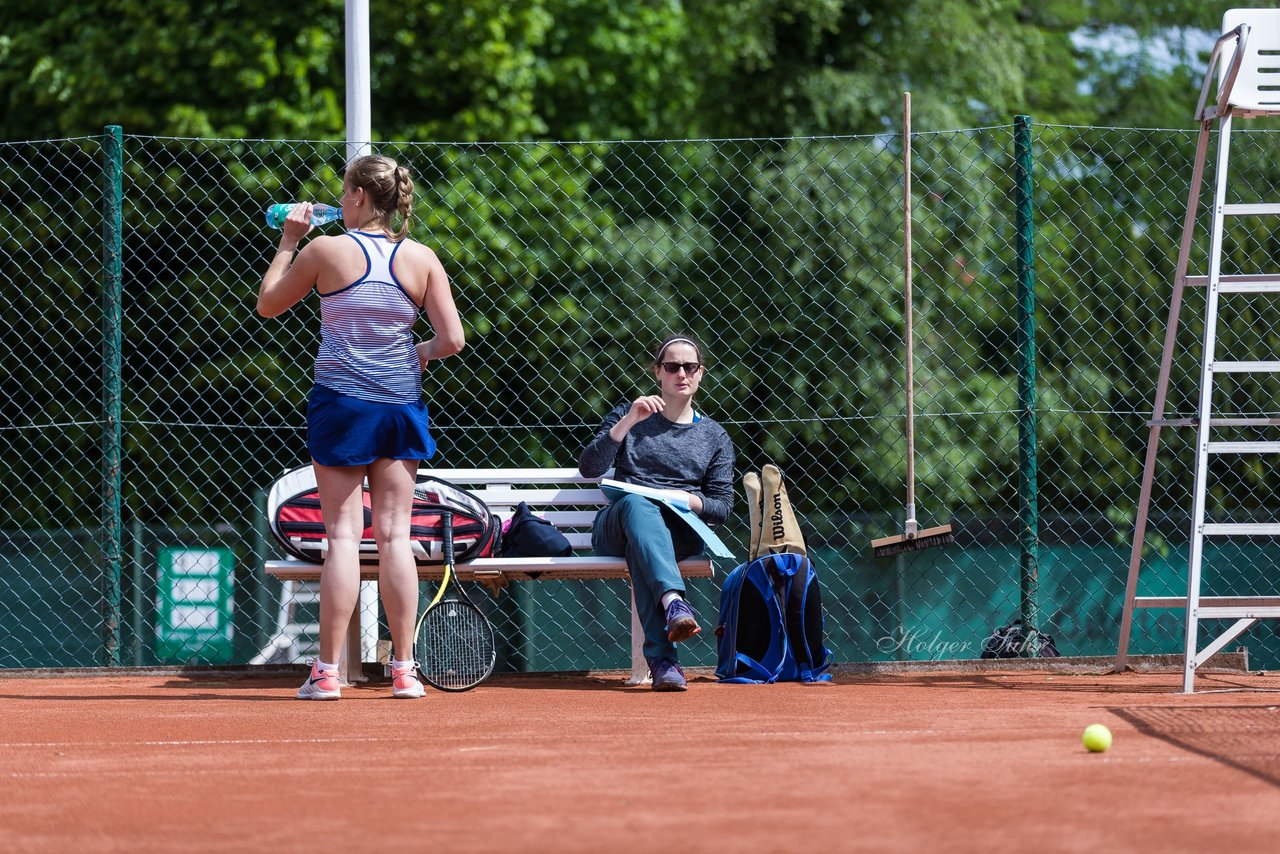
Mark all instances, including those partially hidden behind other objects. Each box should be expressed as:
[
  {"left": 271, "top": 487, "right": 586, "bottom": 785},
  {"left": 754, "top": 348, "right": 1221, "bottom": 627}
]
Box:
[
  {"left": 0, "top": 0, "right": 1257, "bottom": 528},
  {"left": 0, "top": 2, "right": 346, "bottom": 139}
]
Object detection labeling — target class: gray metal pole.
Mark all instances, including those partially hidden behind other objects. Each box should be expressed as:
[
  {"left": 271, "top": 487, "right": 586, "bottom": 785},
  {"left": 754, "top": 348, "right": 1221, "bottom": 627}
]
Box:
[
  {"left": 101, "top": 125, "right": 124, "bottom": 667},
  {"left": 1014, "top": 115, "right": 1041, "bottom": 656}
]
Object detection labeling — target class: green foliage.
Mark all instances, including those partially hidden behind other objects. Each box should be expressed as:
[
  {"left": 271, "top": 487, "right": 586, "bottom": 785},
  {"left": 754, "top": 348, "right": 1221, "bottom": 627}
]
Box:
[
  {"left": 0, "top": 0, "right": 1242, "bottom": 142},
  {"left": 0, "top": 1, "right": 346, "bottom": 139},
  {"left": 4, "top": 0, "right": 1273, "bottom": 532}
]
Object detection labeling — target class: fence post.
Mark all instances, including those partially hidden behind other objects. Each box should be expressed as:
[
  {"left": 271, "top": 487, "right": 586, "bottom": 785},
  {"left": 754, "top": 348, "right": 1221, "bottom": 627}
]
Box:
[
  {"left": 242, "top": 486, "right": 271, "bottom": 660},
  {"left": 1013, "top": 115, "right": 1041, "bottom": 655},
  {"left": 130, "top": 518, "right": 144, "bottom": 666},
  {"left": 101, "top": 125, "right": 124, "bottom": 666}
]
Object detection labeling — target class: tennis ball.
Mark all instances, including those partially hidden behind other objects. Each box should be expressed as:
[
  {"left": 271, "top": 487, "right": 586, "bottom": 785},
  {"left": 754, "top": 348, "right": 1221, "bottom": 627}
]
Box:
[{"left": 1082, "top": 723, "right": 1112, "bottom": 753}]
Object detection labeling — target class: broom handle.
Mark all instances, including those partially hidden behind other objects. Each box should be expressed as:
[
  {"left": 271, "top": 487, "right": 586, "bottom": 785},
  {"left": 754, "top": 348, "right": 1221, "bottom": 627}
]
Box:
[{"left": 903, "top": 92, "right": 916, "bottom": 531}]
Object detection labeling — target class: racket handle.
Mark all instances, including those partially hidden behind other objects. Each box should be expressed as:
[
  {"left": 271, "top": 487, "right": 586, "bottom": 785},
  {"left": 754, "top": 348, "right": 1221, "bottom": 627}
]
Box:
[{"left": 442, "top": 510, "right": 454, "bottom": 566}]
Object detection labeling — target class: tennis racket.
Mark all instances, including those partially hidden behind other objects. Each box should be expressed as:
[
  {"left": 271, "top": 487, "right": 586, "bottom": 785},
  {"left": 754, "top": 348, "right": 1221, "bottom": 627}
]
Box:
[{"left": 414, "top": 510, "right": 497, "bottom": 691}]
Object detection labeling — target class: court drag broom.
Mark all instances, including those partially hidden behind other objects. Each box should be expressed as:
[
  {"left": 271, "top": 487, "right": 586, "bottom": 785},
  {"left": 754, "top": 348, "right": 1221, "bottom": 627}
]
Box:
[{"left": 871, "top": 92, "right": 954, "bottom": 559}]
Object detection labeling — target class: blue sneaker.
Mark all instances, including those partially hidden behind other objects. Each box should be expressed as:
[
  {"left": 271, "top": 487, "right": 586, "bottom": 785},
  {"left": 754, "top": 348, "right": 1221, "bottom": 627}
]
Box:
[
  {"left": 664, "top": 597, "right": 701, "bottom": 643},
  {"left": 648, "top": 656, "right": 688, "bottom": 692}
]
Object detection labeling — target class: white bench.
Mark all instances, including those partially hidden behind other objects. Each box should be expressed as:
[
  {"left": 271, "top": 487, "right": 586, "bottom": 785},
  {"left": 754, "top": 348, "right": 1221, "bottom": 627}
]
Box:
[{"left": 262, "top": 468, "right": 717, "bottom": 684}]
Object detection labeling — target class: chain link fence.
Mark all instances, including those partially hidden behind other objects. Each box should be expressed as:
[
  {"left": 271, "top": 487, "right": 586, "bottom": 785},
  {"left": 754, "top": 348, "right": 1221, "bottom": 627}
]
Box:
[{"left": 4, "top": 123, "right": 1280, "bottom": 673}]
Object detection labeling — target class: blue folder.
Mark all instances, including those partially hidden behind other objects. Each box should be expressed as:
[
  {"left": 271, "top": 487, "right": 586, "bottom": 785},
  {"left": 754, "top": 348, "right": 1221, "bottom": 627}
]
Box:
[{"left": 599, "top": 479, "right": 736, "bottom": 561}]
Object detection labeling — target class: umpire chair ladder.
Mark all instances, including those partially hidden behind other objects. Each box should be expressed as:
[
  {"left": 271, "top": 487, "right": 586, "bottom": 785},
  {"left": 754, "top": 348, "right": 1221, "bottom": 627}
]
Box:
[{"left": 1116, "top": 10, "right": 1280, "bottom": 692}]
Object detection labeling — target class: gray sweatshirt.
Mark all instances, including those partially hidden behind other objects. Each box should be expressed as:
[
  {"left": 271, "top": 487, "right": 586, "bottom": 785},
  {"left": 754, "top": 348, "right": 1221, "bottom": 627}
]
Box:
[{"left": 578, "top": 402, "right": 735, "bottom": 525}]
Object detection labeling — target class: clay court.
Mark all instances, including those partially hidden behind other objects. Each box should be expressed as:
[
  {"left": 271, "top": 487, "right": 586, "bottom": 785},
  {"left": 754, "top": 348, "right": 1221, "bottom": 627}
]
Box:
[{"left": 2, "top": 666, "right": 1278, "bottom": 852}]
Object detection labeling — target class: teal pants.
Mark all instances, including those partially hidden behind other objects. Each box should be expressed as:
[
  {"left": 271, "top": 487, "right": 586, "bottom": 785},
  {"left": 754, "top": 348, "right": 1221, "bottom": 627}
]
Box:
[{"left": 591, "top": 493, "right": 704, "bottom": 660}]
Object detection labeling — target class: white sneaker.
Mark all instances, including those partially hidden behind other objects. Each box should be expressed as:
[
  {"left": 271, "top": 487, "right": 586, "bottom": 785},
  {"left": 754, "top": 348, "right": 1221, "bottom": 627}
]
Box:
[
  {"left": 296, "top": 661, "right": 341, "bottom": 700},
  {"left": 391, "top": 662, "right": 426, "bottom": 699}
]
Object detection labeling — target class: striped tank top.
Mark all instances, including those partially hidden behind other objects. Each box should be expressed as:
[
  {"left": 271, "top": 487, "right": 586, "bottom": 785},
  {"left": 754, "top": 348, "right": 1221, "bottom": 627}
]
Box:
[{"left": 314, "top": 231, "right": 422, "bottom": 404}]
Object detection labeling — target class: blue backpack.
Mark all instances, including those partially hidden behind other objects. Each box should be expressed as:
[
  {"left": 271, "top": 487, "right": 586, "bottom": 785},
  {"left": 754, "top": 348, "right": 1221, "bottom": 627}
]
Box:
[{"left": 714, "top": 552, "right": 832, "bottom": 683}]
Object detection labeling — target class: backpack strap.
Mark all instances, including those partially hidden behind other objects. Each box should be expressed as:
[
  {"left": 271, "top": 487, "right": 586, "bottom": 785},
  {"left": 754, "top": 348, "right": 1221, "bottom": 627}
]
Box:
[
  {"left": 722, "top": 651, "right": 782, "bottom": 684},
  {"left": 783, "top": 560, "right": 833, "bottom": 683},
  {"left": 784, "top": 562, "right": 811, "bottom": 669}
]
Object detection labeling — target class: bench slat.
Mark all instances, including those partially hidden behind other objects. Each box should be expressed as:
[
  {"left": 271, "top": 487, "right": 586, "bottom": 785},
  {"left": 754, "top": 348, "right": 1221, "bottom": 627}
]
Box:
[
  {"left": 469, "top": 487, "right": 609, "bottom": 507},
  {"left": 421, "top": 468, "right": 592, "bottom": 484},
  {"left": 264, "top": 557, "right": 714, "bottom": 583},
  {"left": 519, "top": 510, "right": 598, "bottom": 527}
]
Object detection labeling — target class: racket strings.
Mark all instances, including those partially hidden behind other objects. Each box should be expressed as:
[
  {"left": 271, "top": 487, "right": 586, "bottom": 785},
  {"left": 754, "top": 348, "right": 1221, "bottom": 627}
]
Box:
[{"left": 417, "top": 603, "right": 495, "bottom": 689}]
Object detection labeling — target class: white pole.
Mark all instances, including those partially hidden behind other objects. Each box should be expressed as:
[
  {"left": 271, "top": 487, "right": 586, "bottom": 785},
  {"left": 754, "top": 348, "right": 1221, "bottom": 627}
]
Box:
[
  {"left": 345, "top": 0, "right": 372, "bottom": 165},
  {"left": 346, "top": 0, "right": 376, "bottom": 671}
]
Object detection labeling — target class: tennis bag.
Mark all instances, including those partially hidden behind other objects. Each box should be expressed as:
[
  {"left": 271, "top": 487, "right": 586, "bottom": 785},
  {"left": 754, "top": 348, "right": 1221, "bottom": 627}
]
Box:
[
  {"left": 267, "top": 464, "right": 500, "bottom": 564},
  {"left": 980, "top": 618, "right": 1061, "bottom": 659},
  {"left": 714, "top": 551, "right": 832, "bottom": 683}
]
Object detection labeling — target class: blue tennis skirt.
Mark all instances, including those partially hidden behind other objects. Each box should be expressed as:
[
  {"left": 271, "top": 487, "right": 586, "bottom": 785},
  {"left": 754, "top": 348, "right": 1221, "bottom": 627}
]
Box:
[{"left": 307, "top": 384, "right": 437, "bottom": 467}]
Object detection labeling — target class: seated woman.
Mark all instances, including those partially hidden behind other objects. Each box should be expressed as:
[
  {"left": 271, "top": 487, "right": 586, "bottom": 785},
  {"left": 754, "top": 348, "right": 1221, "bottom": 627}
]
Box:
[{"left": 577, "top": 334, "right": 736, "bottom": 691}]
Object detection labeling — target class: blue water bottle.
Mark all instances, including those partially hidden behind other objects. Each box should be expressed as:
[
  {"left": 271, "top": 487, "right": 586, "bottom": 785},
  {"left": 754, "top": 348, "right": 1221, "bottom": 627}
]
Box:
[{"left": 265, "top": 202, "right": 343, "bottom": 229}]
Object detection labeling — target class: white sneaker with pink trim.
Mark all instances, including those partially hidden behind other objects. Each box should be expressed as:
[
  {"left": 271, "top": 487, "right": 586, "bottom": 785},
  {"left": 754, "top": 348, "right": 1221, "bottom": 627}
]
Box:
[
  {"left": 391, "top": 662, "right": 425, "bottom": 699},
  {"left": 296, "top": 662, "right": 341, "bottom": 700}
]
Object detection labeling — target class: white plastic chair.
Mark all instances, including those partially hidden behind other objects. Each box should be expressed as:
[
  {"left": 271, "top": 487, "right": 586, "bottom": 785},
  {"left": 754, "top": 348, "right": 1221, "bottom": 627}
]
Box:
[{"left": 1198, "top": 9, "right": 1280, "bottom": 120}]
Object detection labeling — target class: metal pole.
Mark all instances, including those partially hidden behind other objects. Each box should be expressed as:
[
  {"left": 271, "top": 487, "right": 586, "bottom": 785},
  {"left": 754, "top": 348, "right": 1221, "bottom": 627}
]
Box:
[
  {"left": 345, "top": 0, "right": 372, "bottom": 164},
  {"left": 251, "top": 486, "right": 271, "bottom": 654},
  {"left": 101, "top": 125, "right": 124, "bottom": 667},
  {"left": 1183, "top": 114, "right": 1236, "bottom": 694},
  {"left": 345, "top": 0, "right": 376, "bottom": 668},
  {"left": 1013, "top": 115, "right": 1041, "bottom": 656},
  {"left": 130, "top": 518, "right": 144, "bottom": 666},
  {"left": 902, "top": 92, "right": 917, "bottom": 538},
  {"left": 894, "top": 509, "right": 908, "bottom": 661}
]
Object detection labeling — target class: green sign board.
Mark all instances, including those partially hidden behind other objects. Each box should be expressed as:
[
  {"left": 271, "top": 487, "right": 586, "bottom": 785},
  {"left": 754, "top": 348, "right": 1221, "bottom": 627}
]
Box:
[{"left": 155, "top": 547, "right": 234, "bottom": 663}]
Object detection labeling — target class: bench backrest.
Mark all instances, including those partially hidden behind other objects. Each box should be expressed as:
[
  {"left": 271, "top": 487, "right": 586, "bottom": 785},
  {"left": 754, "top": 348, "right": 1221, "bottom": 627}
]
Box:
[{"left": 424, "top": 468, "right": 607, "bottom": 552}]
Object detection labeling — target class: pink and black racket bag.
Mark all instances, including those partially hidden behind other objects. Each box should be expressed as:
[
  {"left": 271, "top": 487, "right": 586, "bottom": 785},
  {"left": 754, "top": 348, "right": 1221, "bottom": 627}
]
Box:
[{"left": 267, "top": 465, "right": 501, "bottom": 564}]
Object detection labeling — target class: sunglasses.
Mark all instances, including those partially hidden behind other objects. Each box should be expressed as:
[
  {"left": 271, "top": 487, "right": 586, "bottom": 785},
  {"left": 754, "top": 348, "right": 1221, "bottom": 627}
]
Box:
[{"left": 660, "top": 361, "right": 703, "bottom": 375}]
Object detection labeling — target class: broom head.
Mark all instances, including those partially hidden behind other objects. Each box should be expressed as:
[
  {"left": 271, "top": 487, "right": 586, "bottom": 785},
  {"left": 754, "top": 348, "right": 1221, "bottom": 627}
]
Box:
[{"left": 871, "top": 523, "right": 954, "bottom": 558}]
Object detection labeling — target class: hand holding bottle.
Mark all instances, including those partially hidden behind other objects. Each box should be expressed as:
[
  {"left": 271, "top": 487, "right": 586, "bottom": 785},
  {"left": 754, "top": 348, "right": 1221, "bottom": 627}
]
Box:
[{"left": 277, "top": 202, "right": 316, "bottom": 249}]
